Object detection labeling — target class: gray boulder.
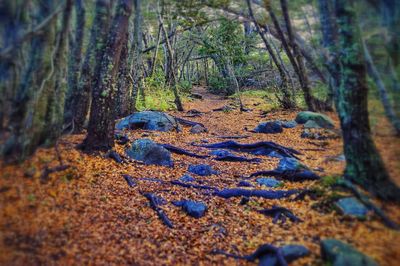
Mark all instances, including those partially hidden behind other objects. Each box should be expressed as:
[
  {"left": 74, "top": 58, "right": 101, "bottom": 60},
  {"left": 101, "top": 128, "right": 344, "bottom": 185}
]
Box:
[
  {"left": 125, "top": 139, "right": 173, "bottom": 167},
  {"left": 190, "top": 124, "right": 208, "bottom": 134},
  {"left": 335, "top": 197, "right": 369, "bottom": 218},
  {"left": 188, "top": 164, "right": 219, "bottom": 176},
  {"left": 295, "top": 111, "right": 334, "bottom": 129},
  {"left": 116, "top": 111, "right": 181, "bottom": 132},
  {"left": 321, "top": 239, "right": 378, "bottom": 266},
  {"left": 254, "top": 121, "right": 283, "bottom": 134},
  {"left": 304, "top": 120, "right": 321, "bottom": 129}
]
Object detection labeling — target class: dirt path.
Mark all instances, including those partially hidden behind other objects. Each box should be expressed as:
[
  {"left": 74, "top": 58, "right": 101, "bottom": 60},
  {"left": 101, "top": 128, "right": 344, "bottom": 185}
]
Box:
[{"left": 1, "top": 88, "right": 399, "bottom": 265}]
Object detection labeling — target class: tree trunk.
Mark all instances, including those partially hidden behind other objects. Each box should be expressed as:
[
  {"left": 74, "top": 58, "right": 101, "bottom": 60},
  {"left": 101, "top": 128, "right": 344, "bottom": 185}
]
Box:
[
  {"left": 279, "top": 0, "right": 316, "bottom": 111},
  {"left": 3, "top": 0, "right": 58, "bottom": 161},
  {"left": 66, "top": 0, "right": 85, "bottom": 121},
  {"left": 159, "top": 13, "right": 184, "bottom": 111},
  {"left": 45, "top": 0, "right": 73, "bottom": 144},
  {"left": 247, "top": 0, "right": 295, "bottom": 109},
  {"left": 128, "top": 0, "right": 143, "bottom": 114},
  {"left": 82, "top": 0, "right": 133, "bottom": 151},
  {"left": 71, "top": 0, "right": 111, "bottom": 133},
  {"left": 150, "top": 24, "right": 162, "bottom": 77},
  {"left": 204, "top": 59, "right": 209, "bottom": 87},
  {"left": 116, "top": 33, "right": 130, "bottom": 117},
  {"left": 332, "top": 0, "right": 400, "bottom": 201}
]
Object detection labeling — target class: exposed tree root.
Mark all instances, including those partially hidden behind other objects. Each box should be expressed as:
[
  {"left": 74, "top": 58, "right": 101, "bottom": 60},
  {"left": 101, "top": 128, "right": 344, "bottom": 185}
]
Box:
[
  {"left": 193, "top": 140, "right": 301, "bottom": 158},
  {"left": 160, "top": 144, "right": 209, "bottom": 158},
  {"left": 174, "top": 117, "right": 205, "bottom": 128},
  {"left": 142, "top": 193, "right": 174, "bottom": 228},
  {"left": 215, "top": 188, "right": 300, "bottom": 199},
  {"left": 123, "top": 174, "right": 136, "bottom": 187},
  {"left": 258, "top": 206, "right": 302, "bottom": 224},
  {"left": 214, "top": 154, "right": 261, "bottom": 163},
  {"left": 215, "top": 135, "right": 250, "bottom": 139},
  {"left": 212, "top": 244, "right": 288, "bottom": 266},
  {"left": 170, "top": 180, "right": 218, "bottom": 191},
  {"left": 249, "top": 170, "right": 320, "bottom": 181},
  {"left": 106, "top": 150, "right": 125, "bottom": 163}
]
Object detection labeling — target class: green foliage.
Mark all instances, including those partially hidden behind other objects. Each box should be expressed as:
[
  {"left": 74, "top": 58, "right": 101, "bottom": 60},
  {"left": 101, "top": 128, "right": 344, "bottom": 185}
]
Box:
[
  {"left": 208, "top": 74, "right": 229, "bottom": 94},
  {"left": 321, "top": 175, "right": 341, "bottom": 188},
  {"left": 139, "top": 71, "right": 189, "bottom": 112},
  {"left": 177, "top": 80, "right": 193, "bottom": 94}
]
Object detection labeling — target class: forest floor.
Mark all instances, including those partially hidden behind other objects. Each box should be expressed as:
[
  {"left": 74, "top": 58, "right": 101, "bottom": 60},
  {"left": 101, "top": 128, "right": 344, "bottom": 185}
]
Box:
[{"left": 0, "top": 86, "right": 400, "bottom": 265}]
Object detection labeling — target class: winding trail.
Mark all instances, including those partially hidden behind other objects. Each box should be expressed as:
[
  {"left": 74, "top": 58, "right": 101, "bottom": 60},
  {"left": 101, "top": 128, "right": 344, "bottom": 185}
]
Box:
[{"left": 0, "top": 86, "right": 399, "bottom": 265}]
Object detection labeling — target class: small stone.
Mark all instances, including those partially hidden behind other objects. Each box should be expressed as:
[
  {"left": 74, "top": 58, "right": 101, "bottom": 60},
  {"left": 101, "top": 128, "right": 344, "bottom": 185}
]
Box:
[
  {"left": 179, "top": 174, "right": 196, "bottom": 183},
  {"left": 321, "top": 239, "right": 378, "bottom": 266},
  {"left": 276, "top": 157, "right": 307, "bottom": 172},
  {"left": 256, "top": 177, "right": 282, "bottom": 188},
  {"left": 190, "top": 124, "right": 208, "bottom": 134},
  {"left": 254, "top": 121, "right": 283, "bottom": 134},
  {"left": 239, "top": 197, "right": 250, "bottom": 205},
  {"left": 173, "top": 200, "right": 207, "bottom": 218},
  {"left": 335, "top": 197, "right": 369, "bottom": 218},
  {"left": 188, "top": 164, "right": 219, "bottom": 176},
  {"left": 209, "top": 149, "right": 234, "bottom": 157}
]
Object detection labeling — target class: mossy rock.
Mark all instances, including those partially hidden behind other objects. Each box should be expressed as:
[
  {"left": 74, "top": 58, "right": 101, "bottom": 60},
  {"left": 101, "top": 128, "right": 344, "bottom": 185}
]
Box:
[
  {"left": 295, "top": 111, "right": 334, "bottom": 129},
  {"left": 320, "top": 239, "right": 378, "bottom": 266},
  {"left": 125, "top": 139, "right": 173, "bottom": 167}
]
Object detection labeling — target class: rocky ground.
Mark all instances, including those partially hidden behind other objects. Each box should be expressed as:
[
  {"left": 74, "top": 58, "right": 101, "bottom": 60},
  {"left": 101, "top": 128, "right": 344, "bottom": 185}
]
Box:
[{"left": 1, "top": 87, "right": 399, "bottom": 265}]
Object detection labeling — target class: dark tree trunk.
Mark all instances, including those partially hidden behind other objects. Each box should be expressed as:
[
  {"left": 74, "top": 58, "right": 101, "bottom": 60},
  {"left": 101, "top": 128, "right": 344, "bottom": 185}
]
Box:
[
  {"left": 159, "top": 14, "right": 184, "bottom": 111},
  {"left": 279, "top": 0, "right": 316, "bottom": 111},
  {"left": 82, "top": 0, "right": 133, "bottom": 151},
  {"left": 332, "top": 0, "right": 400, "bottom": 201},
  {"left": 317, "top": 0, "right": 338, "bottom": 108},
  {"left": 116, "top": 33, "right": 130, "bottom": 117},
  {"left": 127, "top": 0, "right": 143, "bottom": 114},
  {"left": 71, "top": 0, "right": 111, "bottom": 133}
]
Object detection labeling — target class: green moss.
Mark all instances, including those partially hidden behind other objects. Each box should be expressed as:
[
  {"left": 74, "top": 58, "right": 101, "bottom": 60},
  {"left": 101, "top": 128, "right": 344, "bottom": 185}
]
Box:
[{"left": 321, "top": 175, "right": 342, "bottom": 188}]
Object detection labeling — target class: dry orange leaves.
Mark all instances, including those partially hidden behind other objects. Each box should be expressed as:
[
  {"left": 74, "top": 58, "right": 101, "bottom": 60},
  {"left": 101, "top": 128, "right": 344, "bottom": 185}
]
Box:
[{"left": 0, "top": 88, "right": 399, "bottom": 265}]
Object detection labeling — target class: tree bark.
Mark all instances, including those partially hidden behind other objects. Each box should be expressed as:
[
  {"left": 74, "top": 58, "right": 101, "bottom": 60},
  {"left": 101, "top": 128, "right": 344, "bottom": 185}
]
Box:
[
  {"left": 247, "top": 0, "right": 295, "bottom": 109},
  {"left": 159, "top": 13, "right": 184, "bottom": 111},
  {"left": 71, "top": 0, "right": 111, "bottom": 133},
  {"left": 82, "top": 0, "right": 133, "bottom": 151},
  {"left": 332, "top": 0, "right": 400, "bottom": 201},
  {"left": 66, "top": 0, "right": 85, "bottom": 121},
  {"left": 3, "top": 0, "right": 58, "bottom": 161}
]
